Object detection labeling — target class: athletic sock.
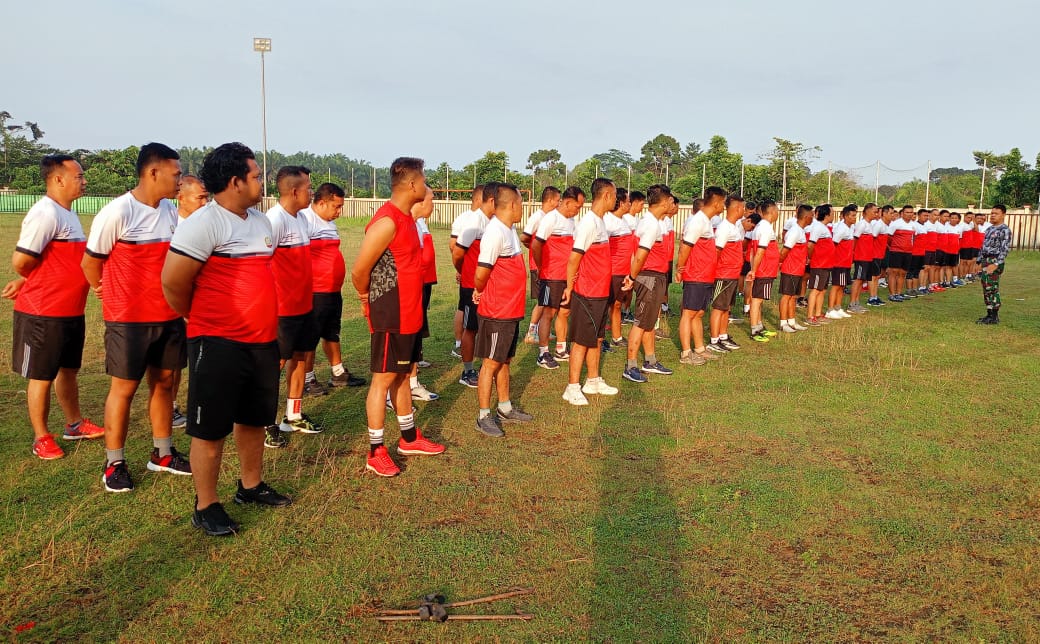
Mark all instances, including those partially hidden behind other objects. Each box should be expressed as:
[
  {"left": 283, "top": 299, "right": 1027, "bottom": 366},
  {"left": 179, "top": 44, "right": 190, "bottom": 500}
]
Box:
[
  {"left": 463, "top": 361, "right": 474, "bottom": 372},
  {"left": 681, "top": 349, "right": 692, "bottom": 358},
  {"left": 286, "top": 397, "right": 302, "bottom": 421},
  {"left": 478, "top": 408, "right": 491, "bottom": 420},
  {"left": 454, "top": 340, "right": 462, "bottom": 349},
  {"left": 368, "top": 427, "right": 384, "bottom": 455},
  {"left": 646, "top": 353, "right": 657, "bottom": 365},
  {"left": 331, "top": 363, "right": 345, "bottom": 377},
  {"left": 498, "top": 400, "right": 512, "bottom": 415},
  {"left": 743, "top": 304, "right": 750, "bottom": 314},
  {"left": 154, "top": 436, "right": 173, "bottom": 458},
  {"left": 612, "top": 336, "right": 622, "bottom": 343},
  {"left": 556, "top": 341, "right": 566, "bottom": 353},
  {"left": 305, "top": 371, "right": 316, "bottom": 383},
  {"left": 752, "top": 324, "right": 764, "bottom": 333},
  {"left": 539, "top": 346, "right": 549, "bottom": 356},
  {"left": 710, "top": 337, "right": 719, "bottom": 344},
  {"left": 106, "top": 448, "right": 125, "bottom": 466},
  {"left": 397, "top": 413, "right": 416, "bottom": 443},
  {"left": 626, "top": 358, "right": 638, "bottom": 370},
  {"left": 720, "top": 334, "right": 729, "bottom": 341},
  {"left": 409, "top": 376, "right": 419, "bottom": 389},
  {"left": 528, "top": 323, "right": 537, "bottom": 333}
]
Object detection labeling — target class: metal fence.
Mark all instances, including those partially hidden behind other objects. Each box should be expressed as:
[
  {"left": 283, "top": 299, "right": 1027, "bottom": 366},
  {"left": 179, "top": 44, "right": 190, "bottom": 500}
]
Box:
[{"left": 4, "top": 194, "right": 1038, "bottom": 250}]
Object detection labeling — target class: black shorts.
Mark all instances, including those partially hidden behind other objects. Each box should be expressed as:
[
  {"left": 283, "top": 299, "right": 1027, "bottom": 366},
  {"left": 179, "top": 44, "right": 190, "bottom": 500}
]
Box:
[
  {"left": 458, "top": 287, "right": 478, "bottom": 332},
  {"left": 529, "top": 270, "right": 540, "bottom": 301},
  {"left": 924, "top": 251, "right": 937, "bottom": 266},
  {"left": 751, "top": 277, "right": 774, "bottom": 301},
  {"left": 941, "top": 251, "right": 959, "bottom": 267},
  {"left": 711, "top": 278, "right": 739, "bottom": 311},
  {"left": 610, "top": 275, "right": 632, "bottom": 307},
  {"left": 104, "top": 319, "right": 187, "bottom": 381},
  {"left": 312, "top": 292, "right": 343, "bottom": 343},
  {"left": 632, "top": 271, "right": 667, "bottom": 331},
  {"left": 11, "top": 312, "right": 85, "bottom": 381},
  {"left": 888, "top": 251, "right": 911, "bottom": 271},
  {"left": 741, "top": 260, "right": 752, "bottom": 277},
  {"left": 475, "top": 317, "right": 520, "bottom": 363},
  {"left": 852, "top": 260, "right": 873, "bottom": 281},
  {"left": 568, "top": 294, "right": 610, "bottom": 348},
  {"left": 871, "top": 259, "right": 883, "bottom": 277},
  {"left": 807, "top": 268, "right": 831, "bottom": 291},
  {"left": 779, "top": 273, "right": 803, "bottom": 296},
  {"left": 681, "top": 281, "right": 713, "bottom": 312},
  {"left": 186, "top": 337, "right": 279, "bottom": 440},
  {"left": 421, "top": 283, "right": 432, "bottom": 338},
  {"left": 966, "top": 248, "right": 980, "bottom": 260},
  {"left": 370, "top": 331, "right": 421, "bottom": 374},
  {"left": 277, "top": 312, "right": 320, "bottom": 360},
  {"left": 539, "top": 279, "right": 569, "bottom": 309},
  {"left": 830, "top": 267, "right": 850, "bottom": 287}
]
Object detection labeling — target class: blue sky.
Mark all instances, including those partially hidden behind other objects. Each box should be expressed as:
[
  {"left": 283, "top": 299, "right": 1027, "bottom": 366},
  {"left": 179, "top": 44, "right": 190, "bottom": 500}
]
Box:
[{"left": 5, "top": 0, "right": 1036, "bottom": 172}]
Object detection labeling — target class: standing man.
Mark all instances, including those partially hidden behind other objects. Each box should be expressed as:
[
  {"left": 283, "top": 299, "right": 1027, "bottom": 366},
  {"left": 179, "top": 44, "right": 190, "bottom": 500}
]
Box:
[
  {"left": 561, "top": 178, "right": 620, "bottom": 405},
  {"left": 676, "top": 187, "right": 724, "bottom": 362},
  {"left": 453, "top": 183, "right": 497, "bottom": 387},
  {"left": 828, "top": 204, "right": 857, "bottom": 315},
  {"left": 885, "top": 205, "right": 915, "bottom": 302},
  {"left": 83, "top": 143, "right": 191, "bottom": 491},
  {"left": 448, "top": 186, "right": 483, "bottom": 357},
  {"left": 6, "top": 155, "right": 102, "bottom": 460},
  {"left": 907, "top": 209, "right": 929, "bottom": 297},
  {"left": 747, "top": 199, "right": 781, "bottom": 341},
  {"left": 472, "top": 184, "right": 535, "bottom": 436},
  {"left": 171, "top": 175, "right": 210, "bottom": 429},
  {"left": 604, "top": 188, "right": 633, "bottom": 350},
  {"left": 778, "top": 206, "right": 813, "bottom": 333},
  {"left": 408, "top": 185, "right": 439, "bottom": 401},
  {"left": 805, "top": 204, "right": 835, "bottom": 325},
  {"left": 976, "top": 205, "right": 1012, "bottom": 324},
  {"left": 162, "top": 143, "right": 292, "bottom": 536},
  {"left": 532, "top": 186, "right": 583, "bottom": 368},
  {"left": 520, "top": 186, "right": 560, "bottom": 345},
  {"left": 264, "top": 166, "right": 322, "bottom": 450},
  {"left": 848, "top": 202, "right": 873, "bottom": 313},
  {"left": 351, "top": 157, "right": 445, "bottom": 477},
  {"left": 707, "top": 194, "right": 746, "bottom": 352},
  {"left": 300, "top": 182, "right": 367, "bottom": 393}
]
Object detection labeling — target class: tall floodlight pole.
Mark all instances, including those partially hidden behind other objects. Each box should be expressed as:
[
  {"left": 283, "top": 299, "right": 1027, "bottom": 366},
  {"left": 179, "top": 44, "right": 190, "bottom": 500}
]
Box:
[
  {"left": 446, "top": 166, "right": 450, "bottom": 200},
  {"left": 252, "top": 37, "right": 272, "bottom": 199},
  {"left": 979, "top": 158, "right": 988, "bottom": 207},
  {"left": 781, "top": 160, "right": 787, "bottom": 208},
  {"left": 350, "top": 167, "right": 354, "bottom": 197},
  {"left": 701, "top": 163, "right": 706, "bottom": 198},
  {"left": 925, "top": 160, "right": 931, "bottom": 208},
  {"left": 627, "top": 164, "right": 632, "bottom": 192},
  {"left": 826, "top": 161, "right": 832, "bottom": 204},
  {"left": 740, "top": 163, "right": 745, "bottom": 197},
  {"left": 372, "top": 167, "right": 377, "bottom": 199},
  {"left": 874, "top": 160, "right": 880, "bottom": 203}
]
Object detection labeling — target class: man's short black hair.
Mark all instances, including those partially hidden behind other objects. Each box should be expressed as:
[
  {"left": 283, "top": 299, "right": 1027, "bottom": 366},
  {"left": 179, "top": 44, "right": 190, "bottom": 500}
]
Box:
[
  {"left": 276, "top": 165, "right": 311, "bottom": 193},
  {"left": 629, "top": 190, "right": 646, "bottom": 202},
  {"left": 703, "top": 186, "right": 727, "bottom": 202},
  {"left": 389, "top": 157, "right": 424, "bottom": 189},
  {"left": 495, "top": 183, "right": 520, "bottom": 207},
  {"left": 760, "top": 199, "right": 778, "bottom": 211},
  {"left": 881, "top": 204, "right": 894, "bottom": 214},
  {"left": 992, "top": 204, "right": 1007, "bottom": 214},
  {"left": 561, "top": 186, "right": 586, "bottom": 201},
  {"left": 815, "top": 204, "right": 832, "bottom": 221},
  {"left": 591, "top": 177, "right": 615, "bottom": 201},
  {"left": 482, "top": 181, "right": 501, "bottom": 202},
  {"left": 646, "top": 184, "right": 672, "bottom": 206},
  {"left": 200, "top": 143, "right": 256, "bottom": 194},
  {"left": 136, "top": 142, "right": 180, "bottom": 177},
  {"left": 314, "top": 182, "right": 345, "bottom": 202},
  {"left": 797, "top": 204, "right": 814, "bottom": 217},
  {"left": 613, "top": 187, "right": 629, "bottom": 211},
  {"left": 540, "top": 186, "right": 560, "bottom": 202},
  {"left": 725, "top": 193, "right": 745, "bottom": 207},
  {"left": 917, "top": 208, "right": 929, "bottom": 216},
  {"left": 842, "top": 203, "right": 858, "bottom": 215},
  {"left": 749, "top": 213, "right": 762, "bottom": 225},
  {"left": 691, "top": 197, "right": 705, "bottom": 212},
  {"left": 41, "top": 154, "right": 76, "bottom": 182}
]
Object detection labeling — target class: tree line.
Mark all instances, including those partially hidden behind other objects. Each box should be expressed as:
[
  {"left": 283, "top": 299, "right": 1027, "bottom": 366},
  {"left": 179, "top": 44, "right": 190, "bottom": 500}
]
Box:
[{"left": 2, "top": 110, "right": 1037, "bottom": 209}]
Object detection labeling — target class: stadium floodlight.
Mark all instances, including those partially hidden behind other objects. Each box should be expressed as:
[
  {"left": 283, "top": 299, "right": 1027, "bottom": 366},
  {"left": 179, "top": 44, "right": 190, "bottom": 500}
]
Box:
[{"left": 253, "top": 38, "right": 272, "bottom": 198}]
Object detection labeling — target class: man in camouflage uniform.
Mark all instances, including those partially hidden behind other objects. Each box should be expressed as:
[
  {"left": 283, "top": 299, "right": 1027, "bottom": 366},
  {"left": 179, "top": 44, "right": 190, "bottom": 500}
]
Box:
[{"left": 976, "top": 205, "right": 1012, "bottom": 325}]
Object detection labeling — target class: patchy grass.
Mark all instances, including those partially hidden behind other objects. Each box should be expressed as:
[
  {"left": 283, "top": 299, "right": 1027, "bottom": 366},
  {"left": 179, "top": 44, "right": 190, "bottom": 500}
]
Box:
[{"left": 1, "top": 212, "right": 1039, "bottom": 642}]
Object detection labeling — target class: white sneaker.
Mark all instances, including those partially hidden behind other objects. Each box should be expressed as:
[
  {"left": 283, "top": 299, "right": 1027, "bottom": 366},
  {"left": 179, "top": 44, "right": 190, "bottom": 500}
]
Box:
[
  {"left": 582, "top": 378, "right": 619, "bottom": 396},
  {"left": 781, "top": 324, "right": 797, "bottom": 333},
  {"left": 792, "top": 320, "right": 809, "bottom": 331},
  {"left": 825, "top": 310, "right": 843, "bottom": 320},
  {"left": 837, "top": 309, "right": 852, "bottom": 318},
  {"left": 411, "top": 383, "right": 439, "bottom": 401},
  {"left": 562, "top": 385, "right": 589, "bottom": 406},
  {"left": 523, "top": 330, "right": 539, "bottom": 345}
]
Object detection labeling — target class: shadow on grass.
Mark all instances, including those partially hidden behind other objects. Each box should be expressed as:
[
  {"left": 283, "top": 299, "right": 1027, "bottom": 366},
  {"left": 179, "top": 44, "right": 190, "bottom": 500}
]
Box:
[{"left": 589, "top": 371, "right": 695, "bottom": 641}]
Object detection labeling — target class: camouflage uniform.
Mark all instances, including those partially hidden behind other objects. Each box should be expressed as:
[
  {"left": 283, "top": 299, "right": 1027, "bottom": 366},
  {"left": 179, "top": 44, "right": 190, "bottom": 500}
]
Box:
[{"left": 977, "top": 223, "right": 1011, "bottom": 313}]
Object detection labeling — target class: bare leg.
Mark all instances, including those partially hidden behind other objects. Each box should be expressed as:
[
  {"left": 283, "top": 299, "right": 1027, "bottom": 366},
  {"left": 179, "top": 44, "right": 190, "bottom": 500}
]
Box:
[
  {"left": 477, "top": 360, "right": 502, "bottom": 408},
  {"left": 53, "top": 367, "right": 83, "bottom": 425},
  {"left": 191, "top": 436, "right": 224, "bottom": 509},
  {"left": 145, "top": 366, "right": 175, "bottom": 440},
  {"left": 678, "top": 309, "right": 694, "bottom": 352},
  {"left": 104, "top": 376, "right": 142, "bottom": 451},
  {"left": 568, "top": 344, "right": 588, "bottom": 385},
  {"left": 554, "top": 308, "right": 570, "bottom": 349},
  {"left": 27, "top": 379, "right": 53, "bottom": 439},
  {"left": 233, "top": 424, "right": 264, "bottom": 489}
]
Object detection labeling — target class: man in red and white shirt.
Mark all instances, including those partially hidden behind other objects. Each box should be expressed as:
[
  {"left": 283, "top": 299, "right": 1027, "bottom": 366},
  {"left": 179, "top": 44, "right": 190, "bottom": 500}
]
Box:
[
  {"left": 707, "top": 194, "right": 746, "bottom": 353},
  {"left": 675, "top": 187, "right": 725, "bottom": 364},
  {"left": 885, "top": 205, "right": 915, "bottom": 301},
  {"left": 472, "top": 184, "right": 534, "bottom": 437},
  {"left": 849, "top": 203, "right": 880, "bottom": 311},
  {"left": 603, "top": 188, "right": 633, "bottom": 350},
  {"left": 162, "top": 143, "right": 292, "bottom": 536},
  {"left": 805, "top": 204, "right": 835, "bottom": 325},
  {"left": 351, "top": 157, "right": 445, "bottom": 478},
  {"left": 448, "top": 187, "right": 483, "bottom": 356},
  {"left": 828, "top": 204, "right": 857, "bottom": 316},
  {"left": 409, "top": 186, "right": 439, "bottom": 401},
  {"left": 746, "top": 200, "right": 782, "bottom": 341},
  {"left": 778, "top": 206, "right": 814, "bottom": 333},
  {"left": 520, "top": 186, "right": 560, "bottom": 345},
  {"left": 83, "top": 143, "right": 190, "bottom": 491},
  {"left": 531, "top": 186, "right": 583, "bottom": 369},
  {"left": 452, "top": 184, "right": 496, "bottom": 387},
  {"left": 6, "top": 155, "right": 101, "bottom": 461},
  {"left": 561, "top": 178, "right": 620, "bottom": 405}
]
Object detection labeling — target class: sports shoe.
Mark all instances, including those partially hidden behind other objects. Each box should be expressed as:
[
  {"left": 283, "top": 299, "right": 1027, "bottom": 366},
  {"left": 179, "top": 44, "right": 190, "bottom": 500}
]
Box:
[
  {"left": 449, "top": 347, "right": 462, "bottom": 359},
  {"left": 553, "top": 349, "right": 570, "bottom": 362},
  {"left": 825, "top": 310, "right": 843, "bottom": 320},
  {"left": 706, "top": 342, "right": 730, "bottom": 354},
  {"left": 280, "top": 414, "right": 323, "bottom": 434},
  {"left": 621, "top": 311, "right": 635, "bottom": 324},
  {"left": 791, "top": 321, "right": 809, "bottom": 331},
  {"left": 796, "top": 297, "right": 808, "bottom": 308},
  {"left": 366, "top": 445, "right": 400, "bottom": 476},
  {"left": 581, "top": 378, "right": 619, "bottom": 395},
  {"left": 411, "top": 383, "right": 439, "bottom": 401},
  {"left": 610, "top": 337, "right": 628, "bottom": 348},
  {"left": 102, "top": 460, "right": 134, "bottom": 493},
  {"left": 192, "top": 500, "right": 239, "bottom": 536},
  {"left": 562, "top": 385, "right": 589, "bottom": 406},
  {"left": 806, "top": 317, "right": 822, "bottom": 327},
  {"left": 303, "top": 379, "right": 328, "bottom": 397},
  {"left": 264, "top": 425, "right": 289, "bottom": 449},
  {"left": 600, "top": 339, "right": 614, "bottom": 353},
  {"left": 750, "top": 331, "right": 770, "bottom": 343},
  {"left": 848, "top": 303, "right": 867, "bottom": 314},
  {"left": 878, "top": 278, "right": 888, "bottom": 288},
  {"left": 234, "top": 480, "right": 293, "bottom": 507},
  {"left": 696, "top": 349, "right": 720, "bottom": 361},
  {"left": 837, "top": 309, "right": 852, "bottom": 318},
  {"left": 641, "top": 361, "right": 673, "bottom": 375},
  {"left": 654, "top": 328, "right": 670, "bottom": 339},
  {"left": 476, "top": 415, "right": 505, "bottom": 437},
  {"left": 866, "top": 298, "right": 883, "bottom": 307},
  {"left": 523, "top": 329, "right": 539, "bottom": 345},
  {"left": 458, "top": 369, "right": 478, "bottom": 388},
  {"left": 679, "top": 351, "right": 707, "bottom": 365},
  {"left": 329, "top": 371, "right": 366, "bottom": 388},
  {"left": 32, "top": 434, "right": 65, "bottom": 460},
  {"left": 417, "top": 360, "right": 432, "bottom": 368},
  {"left": 887, "top": 295, "right": 903, "bottom": 303},
  {"left": 63, "top": 418, "right": 104, "bottom": 441},
  {"left": 728, "top": 314, "right": 744, "bottom": 324},
  {"left": 720, "top": 338, "right": 741, "bottom": 351},
  {"left": 147, "top": 446, "right": 192, "bottom": 475},
  {"left": 497, "top": 407, "right": 535, "bottom": 422},
  {"left": 780, "top": 324, "right": 797, "bottom": 333},
  {"left": 536, "top": 352, "right": 559, "bottom": 370},
  {"left": 397, "top": 429, "right": 446, "bottom": 455},
  {"left": 171, "top": 407, "right": 187, "bottom": 430},
  {"left": 622, "top": 367, "right": 648, "bottom": 383}
]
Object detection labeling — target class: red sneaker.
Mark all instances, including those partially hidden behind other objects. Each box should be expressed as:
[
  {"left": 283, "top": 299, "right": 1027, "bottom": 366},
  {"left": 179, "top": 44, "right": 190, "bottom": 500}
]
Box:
[
  {"left": 397, "top": 428, "right": 446, "bottom": 456},
  {"left": 366, "top": 445, "right": 400, "bottom": 477},
  {"left": 32, "top": 434, "right": 65, "bottom": 460},
  {"left": 63, "top": 418, "right": 104, "bottom": 440}
]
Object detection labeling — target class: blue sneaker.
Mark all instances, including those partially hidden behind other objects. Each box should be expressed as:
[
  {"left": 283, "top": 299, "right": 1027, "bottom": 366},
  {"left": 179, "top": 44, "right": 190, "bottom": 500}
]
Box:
[
  {"left": 622, "top": 367, "right": 648, "bottom": 383},
  {"left": 536, "top": 352, "right": 559, "bottom": 370},
  {"left": 641, "top": 361, "right": 673, "bottom": 375}
]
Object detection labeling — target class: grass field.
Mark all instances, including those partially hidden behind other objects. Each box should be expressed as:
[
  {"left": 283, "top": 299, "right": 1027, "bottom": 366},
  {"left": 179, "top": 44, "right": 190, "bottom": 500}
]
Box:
[{"left": 1, "top": 212, "right": 1039, "bottom": 642}]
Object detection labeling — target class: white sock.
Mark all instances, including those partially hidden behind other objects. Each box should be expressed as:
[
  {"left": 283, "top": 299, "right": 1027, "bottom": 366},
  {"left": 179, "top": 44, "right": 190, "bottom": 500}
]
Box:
[
  {"left": 305, "top": 371, "right": 316, "bottom": 382},
  {"left": 743, "top": 305, "right": 750, "bottom": 313},
  {"left": 556, "top": 341, "right": 566, "bottom": 353},
  {"left": 286, "top": 397, "right": 302, "bottom": 421},
  {"left": 331, "top": 363, "right": 345, "bottom": 377},
  {"left": 409, "top": 376, "right": 419, "bottom": 389}
]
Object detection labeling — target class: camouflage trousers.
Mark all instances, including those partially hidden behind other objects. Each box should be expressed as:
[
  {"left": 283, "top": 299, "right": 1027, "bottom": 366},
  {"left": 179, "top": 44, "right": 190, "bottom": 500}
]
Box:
[{"left": 980, "top": 262, "right": 1004, "bottom": 310}]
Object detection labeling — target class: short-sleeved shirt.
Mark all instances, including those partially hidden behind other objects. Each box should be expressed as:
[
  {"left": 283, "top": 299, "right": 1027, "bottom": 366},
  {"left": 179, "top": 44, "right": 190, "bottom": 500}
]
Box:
[
  {"left": 86, "top": 192, "right": 180, "bottom": 323},
  {"left": 523, "top": 208, "right": 547, "bottom": 270},
  {"left": 169, "top": 202, "right": 277, "bottom": 344},
  {"left": 476, "top": 217, "right": 526, "bottom": 320},
  {"left": 416, "top": 217, "right": 437, "bottom": 285},
  {"left": 752, "top": 220, "right": 781, "bottom": 278},
  {"left": 13, "top": 196, "right": 89, "bottom": 318},
  {"left": 534, "top": 209, "right": 574, "bottom": 281},
  {"left": 871, "top": 218, "right": 889, "bottom": 259},
  {"left": 887, "top": 218, "right": 914, "bottom": 253},
  {"left": 604, "top": 211, "right": 635, "bottom": 276},
  {"left": 456, "top": 209, "right": 491, "bottom": 288},
  {"left": 300, "top": 206, "right": 345, "bottom": 293},
  {"left": 681, "top": 211, "right": 716, "bottom": 283},
  {"left": 364, "top": 202, "right": 423, "bottom": 334},
  {"left": 572, "top": 211, "right": 611, "bottom": 299},
  {"left": 780, "top": 224, "right": 808, "bottom": 276},
  {"left": 807, "top": 219, "right": 835, "bottom": 269},
  {"left": 635, "top": 212, "right": 669, "bottom": 273},
  {"left": 714, "top": 218, "right": 743, "bottom": 279},
  {"left": 266, "top": 203, "right": 314, "bottom": 317},
  {"left": 622, "top": 212, "right": 639, "bottom": 231},
  {"left": 450, "top": 209, "right": 477, "bottom": 239},
  {"left": 832, "top": 220, "right": 855, "bottom": 267}
]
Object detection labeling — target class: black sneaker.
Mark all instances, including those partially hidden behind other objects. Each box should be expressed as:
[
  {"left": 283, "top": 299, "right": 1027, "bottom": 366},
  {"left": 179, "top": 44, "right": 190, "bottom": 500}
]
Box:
[
  {"left": 329, "top": 372, "right": 366, "bottom": 388},
  {"left": 264, "top": 425, "right": 289, "bottom": 449},
  {"left": 706, "top": 341, "right": 730, "bottom": 354},
  {"left": 458, "top": 369, "right": 479, "bottom": 388},
  {"left": 192, "top": 499, "right": 239, "bottom": 536},
  {"left": 147, "top": 446, "right": 192, "bottom": 475},
  {"left": 719, "top": 338, "right": 741, "bottom": 351},
  {"left": 102, "top": 460, "right": 134, "bottom": 493},
  {"left": 303, "top": 379, "right": 328, "bottom": 397},
  {"left": 233, "top": 480, "right": 293, "bottom": 507},
  {"left": 601, "top": 339, "right": 614, "bottom": 353}
]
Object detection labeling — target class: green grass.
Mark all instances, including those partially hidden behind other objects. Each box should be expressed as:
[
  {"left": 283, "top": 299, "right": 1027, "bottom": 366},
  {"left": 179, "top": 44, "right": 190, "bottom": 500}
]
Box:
[{"left": 1, "top": 212, "right": 1039, "bottom": 642}]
